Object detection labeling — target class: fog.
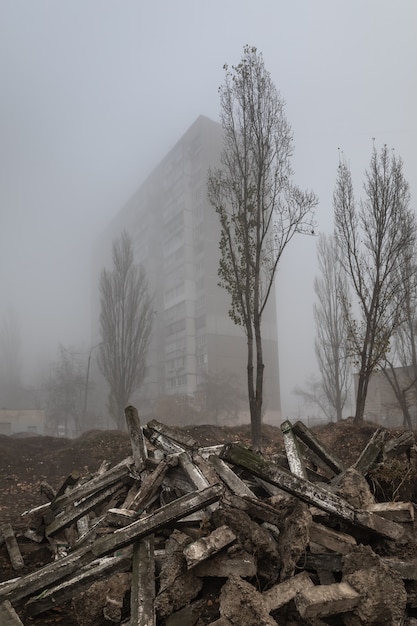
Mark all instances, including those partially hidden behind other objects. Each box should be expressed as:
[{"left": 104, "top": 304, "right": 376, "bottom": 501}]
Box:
[{"left": 1, "top": 1, "right": 416, "bottom": 419}]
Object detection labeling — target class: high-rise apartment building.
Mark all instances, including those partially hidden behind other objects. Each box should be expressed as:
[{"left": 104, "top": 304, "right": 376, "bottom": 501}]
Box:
[{"left": 94, "top": 116, "right": 281, "bottom": 422}]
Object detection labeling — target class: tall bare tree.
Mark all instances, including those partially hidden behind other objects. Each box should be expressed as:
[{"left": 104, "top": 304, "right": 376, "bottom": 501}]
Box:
[
  {"left": 44, "top": 345, "right": 85, "bottom": 437},
  {"left": 334, "top": 145, "right": 416, "bottom": 422},
  {"left": 194, "top": 370, "right": 243, "bottom": 425},
  {"left": 294, "top": 375, "right": 335, "bottom": 422},
  {"left": 0, "top": 307, "right": 22, "bottom": 393},
  {"left": 381, "top": 236, "right": 417, "bottom": 427},
  {"left": 314, "top": 233, "right": 350, "bottom": 421},
  {"left": 207, "top": 45, "right": 317, "bottom": 448},
  {"left": 98, "top": 231, "right": 153, "bottom": 429}
]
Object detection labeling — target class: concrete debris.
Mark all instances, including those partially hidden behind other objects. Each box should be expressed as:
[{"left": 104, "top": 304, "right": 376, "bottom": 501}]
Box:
[{"left": 1, "top": 408, "right": 417, "bottom": 625}]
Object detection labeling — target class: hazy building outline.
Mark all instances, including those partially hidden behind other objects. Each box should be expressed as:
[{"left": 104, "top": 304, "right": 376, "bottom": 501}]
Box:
[{"left": 93, "top": 116, "right": 281, "bottom": 423}]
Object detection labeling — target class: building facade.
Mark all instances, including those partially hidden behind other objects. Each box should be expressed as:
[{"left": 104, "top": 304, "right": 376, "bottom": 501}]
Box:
[
  {"left": 0, "top": 409, "right": 46, "bottom": 436},
  {"left": 94, "top": 116, "right": 281, "bottom": 423}
]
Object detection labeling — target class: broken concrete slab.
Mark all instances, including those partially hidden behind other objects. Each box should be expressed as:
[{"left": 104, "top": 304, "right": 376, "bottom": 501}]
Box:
[
  {"left": 72, "top": 571, "right": 131, "bottom": 626},
  {"left": 263, "top": 570, "right": 314, "bottom": 611},
  {"left": 154, "top": 530, "right": 203, "bottom": 619},
  {"left": 1, "top": 524, "right": 24, "bottom": 571},
  {"left": 309, "top": 521, "right": 357, "bottom": 554},
  {"left": 221, "top": 443, "right": 404, "bottom": 541},
  {"left": 383, "top": 430, "right": 415, "bottom": 461},
  {"left": 218, "top": 575, "right": 277, "bottom": 626},
  {"left": 91, "top": 483, "right": 224, "bottom": 558},
  {"left": 366, "top": 501, "right": 414, "bottom": 523},
  {"left": 334, "top": 466, "right": 376, "bottom": 510},
  {"left": 342, "top": 544, "right": 408, "bottom": 626},
  {"left": 281, "top": 420, "right": 308, "bottom": 479},
  {"left": 25, "top": 552, "right": 132, "bottom": 617},
  {"left": 209, "top": 455, "right": 256, "bottom": 498},
  {"left": 0, "top": 601, "right": 24, "bottom": 625},
  {"left": 352, "top": 428, "right": 387, "bottom": 475},
  {"left": 278, "top": 499, "right": 311, "bottom": 581},
  {"left": 131, "top": 536, "right": 155, "bottom": 625},
  {"left": 295, "top": 581, "right": 360, "bottom": 619},
  {"left": 124, "top": 405, "right": 148, "bottom": 472},
  {"left": 292, "top": 419, "right": 345, "bottom": 475},
  {"left": 212, "top": 505, "right": 281, "bottom": 584},
  {"left": 145, "top": 419, "right": 198, "bottom": 450},
  {"left": 164, "top": 598, "right": 206, "bottom": 626},
  {"left": 381, "top": 557, "right": 417, "bottom": 580},
  {"left": 184, "top": 525, "right": 236, "bottom": 569},
  {"left": 0, "top": 544, "right": 93, "bottom": 607},
  {"left": 193, "top": 547, "right": 257, "bottom": 578}
]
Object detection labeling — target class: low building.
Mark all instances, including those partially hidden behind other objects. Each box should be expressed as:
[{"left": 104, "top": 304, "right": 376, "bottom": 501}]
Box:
[{"left": 0, "top": 409, "right": 46, "bottom": 436}]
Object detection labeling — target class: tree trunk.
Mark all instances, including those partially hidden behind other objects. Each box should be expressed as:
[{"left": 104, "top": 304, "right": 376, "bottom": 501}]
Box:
[
  {"left": 117, "top": 404, "right": 126, "bottom": 430},
  {"left": 110, "top": 397, "right": 127, "bottom": 431},
  {"left": 354, "top": 371, "right": 368, "bottom": 423},
  {"left": 246, "top": 328, "right": 260, "bottom": 449},
  {"left": 401, "top": 392, "right": 412, "bottom": 429},
  {"left": 250, "top": 399, "right": 262, "bottom": 451},
  {"left": 250, "top": 318, "right": 264, "bottom": 451},
  {"left": 402, "top": 407, "right": 412, "bottom": 429},
  {"left": 335, "top": 381, "right": 343, "bottom": 422},
  {"left": 336, "top": 405, "right": 343, "bottom": 422}
]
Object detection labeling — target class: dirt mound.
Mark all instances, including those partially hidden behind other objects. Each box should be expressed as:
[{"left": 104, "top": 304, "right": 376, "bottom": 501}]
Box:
[
  {"left": 0, "top": 430, "right": 132, "bottom": 526},
  {"left": 183, "top": 422, "right": 283, "bottom": 453},
  {"left": 311, "top": 417, "right": 383, "bottom": 466}
]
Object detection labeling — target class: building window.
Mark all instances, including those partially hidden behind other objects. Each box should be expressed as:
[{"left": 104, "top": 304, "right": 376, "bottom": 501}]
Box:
[
  {"left": 195, "top": 294, "right": 206, "bottom": 313},
  {"left": 164, "top": 210, "right": 184, "bottom": 235},
  {"left": 164, "top": 282, "right": 185, "bottom": 303},
  {"left": 195, "top": 315, "right": 206, "bottom": 330},
  {"left": 165, "top": 300, "right": 186, "bottom": 324},
  {"left": 0, "top": 422, "right": 11, "bottom": 436},
  {"left": 164, "top": 246, "right": 184, "bottom": 269},
  {"left": 165, "top": 318, "right": 186, "bottom": 337},
  {"left": 166, "top": 356, "right": 185, "bottom": 375},
  {"left": 166, "top": 336, "right": 186, "bottom": 354}
]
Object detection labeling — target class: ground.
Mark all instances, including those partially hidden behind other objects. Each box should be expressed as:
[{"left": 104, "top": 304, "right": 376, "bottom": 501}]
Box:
[{"left": 0, "top": 417, "right": 409, "bottom": 624}]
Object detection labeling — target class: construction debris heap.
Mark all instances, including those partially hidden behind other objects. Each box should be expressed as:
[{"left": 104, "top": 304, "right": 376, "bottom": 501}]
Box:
[{"left": 1, "top": 407, "right": 417, "bottom": 625}]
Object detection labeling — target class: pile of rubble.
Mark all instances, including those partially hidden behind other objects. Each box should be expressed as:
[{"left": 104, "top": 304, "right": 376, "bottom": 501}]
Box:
[{"left": 1, "top": 406, "right": 417, "bottom": 625}]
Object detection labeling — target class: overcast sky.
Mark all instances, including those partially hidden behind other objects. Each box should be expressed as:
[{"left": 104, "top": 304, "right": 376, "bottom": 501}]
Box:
[{"left": 1, "top": 1, "right": 416, "bottom": 419}]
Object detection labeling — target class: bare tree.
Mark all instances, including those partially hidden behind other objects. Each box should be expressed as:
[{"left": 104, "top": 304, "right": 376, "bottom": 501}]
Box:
[
  {"left": 381, "top": 237, "right": 417, "bottom": 427},
  {"left": 334, "top": 145, "right": 416, "bottom": 422},
  {"left": 207, "top": 45, "right": 317, "bottom": 448},
  {"left": 314, "top": 233, "right": 350, "bottom": 421},
  {"left": 0, "top": 307, "right": 22, "bottom": 394},
  {"left": 293, "top": 375, "right": 334, "bottom": 422},
  {"left": 151, "top": 394, "right": 199, "bottom": 427},
  {"left": 194, "top": 370, "right": 243, "bottom": 425},
  {"left": 381, "top": 366, "right": 416, "bottom": 428},
  {"left": 98, "top": 231, "right": 153, "bottom": 429},
  {"left": 44, "top": 345, "right": 85, "bottom": 437}
]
